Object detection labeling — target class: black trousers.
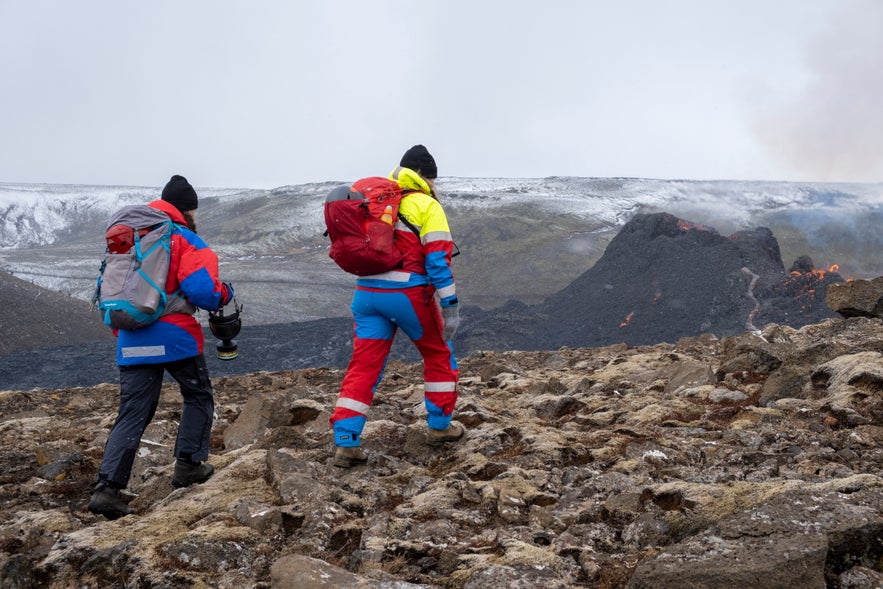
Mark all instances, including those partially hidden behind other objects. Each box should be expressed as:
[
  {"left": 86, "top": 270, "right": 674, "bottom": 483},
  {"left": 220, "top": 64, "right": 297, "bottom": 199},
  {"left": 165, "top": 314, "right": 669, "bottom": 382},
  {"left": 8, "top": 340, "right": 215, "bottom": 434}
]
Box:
[{"left": 97, "top": 355, "right": 214, "bottom": 488}]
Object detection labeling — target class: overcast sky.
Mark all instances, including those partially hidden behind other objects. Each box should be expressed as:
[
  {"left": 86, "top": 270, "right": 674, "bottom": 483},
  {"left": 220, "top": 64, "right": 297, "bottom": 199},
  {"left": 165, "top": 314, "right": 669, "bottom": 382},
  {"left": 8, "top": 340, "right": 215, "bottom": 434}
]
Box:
[{"left": 1, "top": 1, "right": 881, "bottom": 189}]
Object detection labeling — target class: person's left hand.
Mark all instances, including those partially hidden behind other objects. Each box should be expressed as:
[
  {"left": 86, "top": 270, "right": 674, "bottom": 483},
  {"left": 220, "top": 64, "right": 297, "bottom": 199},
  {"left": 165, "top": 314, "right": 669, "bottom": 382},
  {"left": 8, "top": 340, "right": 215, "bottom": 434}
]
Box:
[{"left": 441, "top": 304, "right": 460, "bottom": 341}]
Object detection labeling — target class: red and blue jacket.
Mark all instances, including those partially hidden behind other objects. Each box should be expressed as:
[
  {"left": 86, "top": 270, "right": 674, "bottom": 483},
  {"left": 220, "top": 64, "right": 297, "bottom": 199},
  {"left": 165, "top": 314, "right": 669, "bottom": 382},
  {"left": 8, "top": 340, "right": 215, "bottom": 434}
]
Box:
[
  {"left": 116, "top": 199, "right": 229, "bottom": 365},
  {"left": 356, "top": 167, "right": 458, "bottom": 307}
]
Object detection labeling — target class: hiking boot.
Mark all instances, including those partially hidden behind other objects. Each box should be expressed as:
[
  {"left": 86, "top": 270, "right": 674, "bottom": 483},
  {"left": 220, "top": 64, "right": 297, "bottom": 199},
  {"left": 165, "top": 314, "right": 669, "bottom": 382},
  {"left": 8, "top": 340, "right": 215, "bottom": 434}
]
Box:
[
  {"left": 333, "top": 446, "right": 367, "bottom": 468},
  {"left": 172, "top": 460, "right": 214, "bottom": 488},
  {"left": 426, "top": 422, "right": 465, "bottom": 446},
  {"left": 88, "top": 482, "right": 134, "bottom": 520}
]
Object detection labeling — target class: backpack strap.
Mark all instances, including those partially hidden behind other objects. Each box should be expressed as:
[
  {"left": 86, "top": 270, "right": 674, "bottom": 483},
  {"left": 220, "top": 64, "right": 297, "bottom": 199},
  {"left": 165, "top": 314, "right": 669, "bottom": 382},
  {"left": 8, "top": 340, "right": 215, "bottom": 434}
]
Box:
[
  {"left": 397, "top": 190, "right": 422, "bottom": 239},
  {"left": 398, "top": 213, "right": 421, "bottom": 239},
  {"left": 398, "top": 191, "right": 460, "bottom": 257}
]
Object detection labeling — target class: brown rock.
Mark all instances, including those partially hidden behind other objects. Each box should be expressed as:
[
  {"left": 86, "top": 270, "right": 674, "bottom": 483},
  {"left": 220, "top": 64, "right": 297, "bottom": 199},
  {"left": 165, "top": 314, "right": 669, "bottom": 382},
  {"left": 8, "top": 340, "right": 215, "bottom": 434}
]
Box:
[
  {"left": 826, "top": 277, "right": 883, "bottom": 318},
  {"left": 224, "top": 391, "right": 294, "bottom": 449}
]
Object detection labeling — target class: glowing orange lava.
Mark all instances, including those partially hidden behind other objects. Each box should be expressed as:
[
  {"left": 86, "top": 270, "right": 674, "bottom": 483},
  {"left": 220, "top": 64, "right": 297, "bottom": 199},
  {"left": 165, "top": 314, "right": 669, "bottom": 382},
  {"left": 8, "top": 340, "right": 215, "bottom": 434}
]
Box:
[
  {"left": 619, "top": 311, "right": 634, "bottom": 328},
  {"left": 677, "top": 220, "right": 715, "bottom": 232}
]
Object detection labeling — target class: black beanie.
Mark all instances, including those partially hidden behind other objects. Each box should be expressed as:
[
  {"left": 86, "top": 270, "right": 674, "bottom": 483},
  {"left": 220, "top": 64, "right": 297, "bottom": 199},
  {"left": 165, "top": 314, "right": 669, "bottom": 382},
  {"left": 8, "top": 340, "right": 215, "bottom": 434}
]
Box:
[
  {"left": 161, "top": 175, "right": 199, "bottom": 211},
  {"left": 399, "top": 145, "right": 437, "bottom": 179}
]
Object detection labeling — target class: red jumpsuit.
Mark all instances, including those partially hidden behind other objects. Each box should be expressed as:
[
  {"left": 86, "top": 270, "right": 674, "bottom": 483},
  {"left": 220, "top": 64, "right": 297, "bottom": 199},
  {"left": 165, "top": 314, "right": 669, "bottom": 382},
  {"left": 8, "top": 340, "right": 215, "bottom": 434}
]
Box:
[{"left": 330, "top": 167, "right": 458, "bottom": 447}]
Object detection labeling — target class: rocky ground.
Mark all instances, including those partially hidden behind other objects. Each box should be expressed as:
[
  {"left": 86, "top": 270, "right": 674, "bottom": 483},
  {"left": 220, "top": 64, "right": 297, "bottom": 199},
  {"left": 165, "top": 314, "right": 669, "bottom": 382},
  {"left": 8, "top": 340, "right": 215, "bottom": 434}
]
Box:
[{"left": 2, "top": 312, "right": 883, "bottom": 588}]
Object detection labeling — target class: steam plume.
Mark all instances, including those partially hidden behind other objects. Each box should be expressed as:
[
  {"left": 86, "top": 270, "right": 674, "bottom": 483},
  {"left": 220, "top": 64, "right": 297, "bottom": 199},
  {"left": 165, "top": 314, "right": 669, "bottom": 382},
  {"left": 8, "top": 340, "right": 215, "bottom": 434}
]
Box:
[{"left": 751, "top": 0, "right": 883, "bottom": 182}]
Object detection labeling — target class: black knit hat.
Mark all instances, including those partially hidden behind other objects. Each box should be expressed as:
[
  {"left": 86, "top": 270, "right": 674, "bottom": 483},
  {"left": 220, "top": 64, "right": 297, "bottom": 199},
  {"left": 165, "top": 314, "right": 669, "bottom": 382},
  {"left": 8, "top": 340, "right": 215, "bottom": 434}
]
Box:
[
  {"left": 161, "top": 175, "right": 199, "bottom": 211},
  {"left": 400, "top": 145, "right": 437, "bottom": 179}
]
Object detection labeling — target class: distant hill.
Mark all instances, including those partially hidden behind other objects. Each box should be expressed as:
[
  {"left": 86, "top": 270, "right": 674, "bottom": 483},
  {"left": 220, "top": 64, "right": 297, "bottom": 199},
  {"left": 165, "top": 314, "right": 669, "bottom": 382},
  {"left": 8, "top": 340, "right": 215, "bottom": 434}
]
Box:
[
  {"left": 0, "top": 269, "right": 112, "bottom": 354},
  {"left": 2, "top": 178, "right": 882, "bottom": 327},
  {"left": 0, "top": 212, "right": 849, "bottom": 391},
  {"left": 1, "top": 178, "right": 881, "bottom": 390}
]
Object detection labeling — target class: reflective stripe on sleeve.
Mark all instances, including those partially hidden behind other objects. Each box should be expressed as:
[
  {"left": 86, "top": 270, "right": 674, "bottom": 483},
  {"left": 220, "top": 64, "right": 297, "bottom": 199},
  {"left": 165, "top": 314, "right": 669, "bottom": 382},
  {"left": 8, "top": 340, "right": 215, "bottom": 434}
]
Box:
[
  {"left": 436, "top": 285, "right": 456, "bottom": 300},
  {"left": 423, "top": 230, "right": 452, "bottom": 243}
]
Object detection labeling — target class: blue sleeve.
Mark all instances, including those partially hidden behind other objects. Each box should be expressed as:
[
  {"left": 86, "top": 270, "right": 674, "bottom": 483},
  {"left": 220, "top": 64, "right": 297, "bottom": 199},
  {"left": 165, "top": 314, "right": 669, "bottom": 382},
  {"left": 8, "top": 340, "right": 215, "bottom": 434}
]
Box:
[
  {"left": 175, "top": 228, "right": 224, "bottom": 311},
  {"left": 180, "top": 267, "right": 223, "bottom": 310},
  {"left": 426, "top": 250, "right": 454, "bottom": 291}
]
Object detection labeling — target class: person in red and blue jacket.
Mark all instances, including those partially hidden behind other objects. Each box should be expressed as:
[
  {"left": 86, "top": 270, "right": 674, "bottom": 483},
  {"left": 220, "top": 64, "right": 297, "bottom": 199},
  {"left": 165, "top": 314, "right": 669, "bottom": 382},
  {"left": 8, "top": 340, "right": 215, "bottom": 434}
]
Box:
[
  {"left": 89, "top": 174, "right": 234, "bottom": 519},
  {"left": 330, "top": 145, "right": 463, "bottom": 468}
]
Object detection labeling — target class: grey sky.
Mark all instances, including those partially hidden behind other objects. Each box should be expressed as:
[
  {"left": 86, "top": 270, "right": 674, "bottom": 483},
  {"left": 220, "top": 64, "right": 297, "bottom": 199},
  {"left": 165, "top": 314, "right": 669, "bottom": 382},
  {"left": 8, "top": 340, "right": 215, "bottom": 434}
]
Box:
[{"left": 1, "top": 0, "right": 881, "bottom": 188}]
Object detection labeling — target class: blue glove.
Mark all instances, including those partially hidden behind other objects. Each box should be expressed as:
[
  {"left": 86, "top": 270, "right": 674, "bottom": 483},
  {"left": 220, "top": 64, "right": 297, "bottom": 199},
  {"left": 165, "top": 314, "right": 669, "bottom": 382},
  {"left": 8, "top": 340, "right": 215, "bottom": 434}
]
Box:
[
  {"left": 221, "top": 282, "right": 234, "bottom": 307},
  {"left": 441, "top": 304, "right": 460, "bottom": 341}
]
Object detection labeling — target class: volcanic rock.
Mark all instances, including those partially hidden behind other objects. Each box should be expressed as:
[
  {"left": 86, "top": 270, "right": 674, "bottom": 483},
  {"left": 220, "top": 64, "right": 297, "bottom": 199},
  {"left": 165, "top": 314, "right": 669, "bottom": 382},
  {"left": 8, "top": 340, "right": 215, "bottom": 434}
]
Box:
[
  {"left": 826, "top": 276, "right": 883, "bottom": 318},
  {"left": 460, "top": 212, "right": 844, "bottom": 353},
  {"left": 2, "top": 316, "right": 883, "bottom": 587}
]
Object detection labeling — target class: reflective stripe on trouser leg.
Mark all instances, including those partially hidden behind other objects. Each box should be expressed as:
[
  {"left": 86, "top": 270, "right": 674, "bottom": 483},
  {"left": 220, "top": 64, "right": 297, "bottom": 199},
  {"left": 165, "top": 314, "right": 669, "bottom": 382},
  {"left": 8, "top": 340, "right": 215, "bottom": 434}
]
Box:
[
  {"left": 330, "top": 289, "right": 396, "bottom": 447},
  {"left": 424, "top": 379, "right": 458, "bottom": 430}
]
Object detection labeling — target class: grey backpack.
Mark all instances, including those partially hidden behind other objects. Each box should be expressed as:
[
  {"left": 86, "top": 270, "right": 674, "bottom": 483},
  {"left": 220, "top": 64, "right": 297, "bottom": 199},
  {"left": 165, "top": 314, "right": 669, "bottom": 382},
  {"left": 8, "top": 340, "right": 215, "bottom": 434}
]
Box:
[{"left": 92, "top": 205, "right": 191, "bottom": 330}]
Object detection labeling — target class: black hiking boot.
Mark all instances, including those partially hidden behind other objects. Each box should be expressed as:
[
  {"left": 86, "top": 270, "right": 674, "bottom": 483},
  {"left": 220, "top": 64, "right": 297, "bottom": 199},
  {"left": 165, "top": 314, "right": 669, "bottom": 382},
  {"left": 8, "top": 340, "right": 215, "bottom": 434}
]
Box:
[
  {"left": 172, "top": 460, "right": 214, "bottom": 488},
  {"left": 88, "top": 482, "right": 134, "bottom": 520}
]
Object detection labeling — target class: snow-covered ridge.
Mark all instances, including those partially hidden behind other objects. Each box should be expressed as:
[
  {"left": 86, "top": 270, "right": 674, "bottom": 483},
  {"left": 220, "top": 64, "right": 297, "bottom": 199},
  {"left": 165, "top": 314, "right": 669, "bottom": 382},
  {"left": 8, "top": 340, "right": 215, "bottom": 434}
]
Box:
[
  {"left": 1, "top": 178, "right": 881, "bottom": 249},
  {"left": 0, "top": 183, "right": 258, "bottom": 249}
]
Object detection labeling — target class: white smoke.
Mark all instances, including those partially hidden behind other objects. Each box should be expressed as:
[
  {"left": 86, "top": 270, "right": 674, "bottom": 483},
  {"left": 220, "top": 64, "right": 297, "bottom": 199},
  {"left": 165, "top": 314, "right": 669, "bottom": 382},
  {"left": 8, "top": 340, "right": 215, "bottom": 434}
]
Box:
[{"left": 750, "top": 0, "right": 883, "bottom": 183}]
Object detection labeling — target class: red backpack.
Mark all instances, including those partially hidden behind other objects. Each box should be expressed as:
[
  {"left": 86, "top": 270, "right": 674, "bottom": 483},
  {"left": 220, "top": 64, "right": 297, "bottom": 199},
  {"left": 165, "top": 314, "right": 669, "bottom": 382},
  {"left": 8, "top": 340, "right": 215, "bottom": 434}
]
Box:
[{"left": 323, "top": 177, "right": 419, "bottom": 276}]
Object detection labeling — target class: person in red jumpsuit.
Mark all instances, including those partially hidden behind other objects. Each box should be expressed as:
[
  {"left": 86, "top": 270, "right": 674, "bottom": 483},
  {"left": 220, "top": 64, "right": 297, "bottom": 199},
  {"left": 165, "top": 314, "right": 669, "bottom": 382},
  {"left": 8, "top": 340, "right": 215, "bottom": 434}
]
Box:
[{"left": 330, "top": 145, "right": 463, "bottom": 467}]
